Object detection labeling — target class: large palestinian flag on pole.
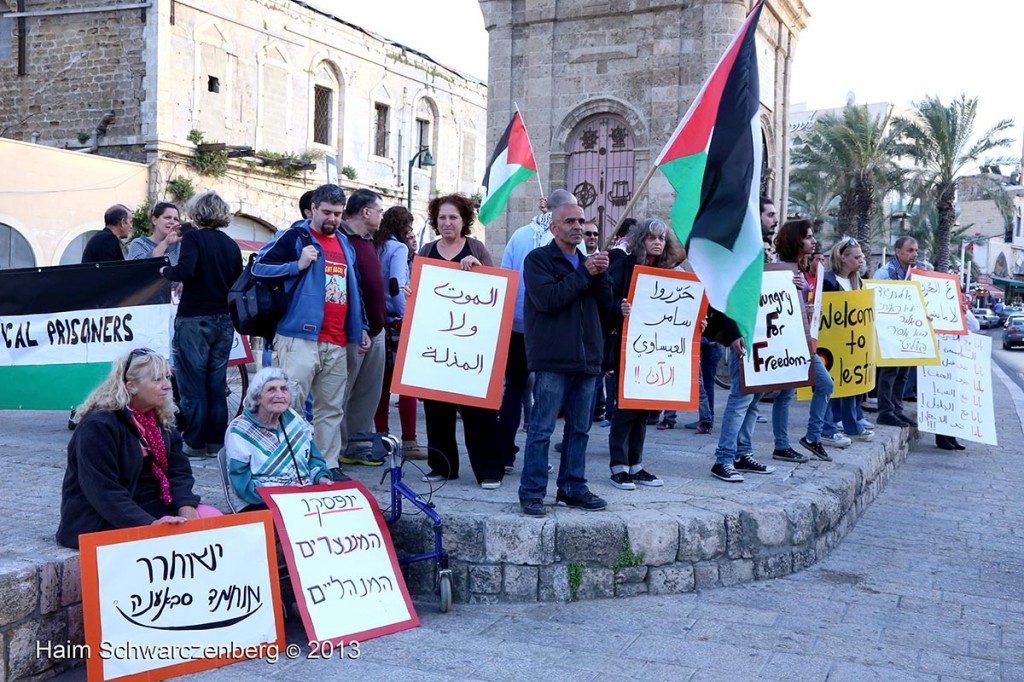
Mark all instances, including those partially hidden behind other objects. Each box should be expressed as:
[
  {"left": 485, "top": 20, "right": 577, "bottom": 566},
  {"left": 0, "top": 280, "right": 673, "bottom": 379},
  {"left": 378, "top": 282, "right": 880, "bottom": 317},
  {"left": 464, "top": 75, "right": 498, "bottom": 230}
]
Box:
[
  {"left": 478, "top": 112, "right": 538, "bottom": 225},
  {"left": 0, "top": 260, "right": 171, "bottom": 409},
  {"left": 656, "top": 0, "right": 765, "bottom": 344}
]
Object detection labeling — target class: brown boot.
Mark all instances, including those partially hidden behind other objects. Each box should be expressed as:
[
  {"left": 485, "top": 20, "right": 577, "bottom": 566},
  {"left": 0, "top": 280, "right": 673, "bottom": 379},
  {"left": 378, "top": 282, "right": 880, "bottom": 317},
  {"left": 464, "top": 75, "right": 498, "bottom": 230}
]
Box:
[{"left": 402, "top": 440, "right": 428, "bottom": 460}]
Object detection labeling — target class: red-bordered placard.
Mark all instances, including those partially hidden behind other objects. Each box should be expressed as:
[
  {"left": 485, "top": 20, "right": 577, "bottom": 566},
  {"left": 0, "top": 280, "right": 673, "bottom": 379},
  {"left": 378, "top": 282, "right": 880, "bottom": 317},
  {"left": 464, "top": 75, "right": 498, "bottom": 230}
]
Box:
[
  {"left": 79, "top": 512, "right": 284, "bottom": 682},
  {"left": 617, "top": 267, "right": 707, "bottom": 410},
  {"left": 738, "top": 263, "right": 816, "bottom": 394},
  {"left": 390, "top": 256, "right": 517, "bottom": 409},
  {"left": 909, "top": 268, "right": 968, "bottom": 335},
  {"left": 258, "top": 481, "right": 419, "bottom": 646},
  {"left": 228, "top": 334, "right": 255, "bottom": 366}
]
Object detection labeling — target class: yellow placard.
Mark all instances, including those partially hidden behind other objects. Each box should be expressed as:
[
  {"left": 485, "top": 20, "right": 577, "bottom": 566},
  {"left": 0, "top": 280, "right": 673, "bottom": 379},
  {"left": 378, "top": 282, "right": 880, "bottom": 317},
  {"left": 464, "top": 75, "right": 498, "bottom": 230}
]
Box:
[{"left": 798, "top": 289, "right": 876, "bottom": 399}]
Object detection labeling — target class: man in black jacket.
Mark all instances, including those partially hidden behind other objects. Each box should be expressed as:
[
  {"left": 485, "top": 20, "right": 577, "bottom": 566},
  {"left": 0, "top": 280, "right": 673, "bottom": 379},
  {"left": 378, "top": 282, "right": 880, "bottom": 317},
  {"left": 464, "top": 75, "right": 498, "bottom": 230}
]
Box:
[
  {"left": 82, "top": 204, "right": 132, "bottom": 263},
  {"left": 518, "top": 203, "right": 613, "bottom": 516}
]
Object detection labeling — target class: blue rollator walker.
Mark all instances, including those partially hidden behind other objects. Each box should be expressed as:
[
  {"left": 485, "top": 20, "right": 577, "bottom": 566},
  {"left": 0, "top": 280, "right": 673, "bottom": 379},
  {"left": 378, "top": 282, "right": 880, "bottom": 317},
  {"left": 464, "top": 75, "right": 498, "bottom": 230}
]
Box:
[{"left": 371, "top": 434, "right": 452, "bottom": 612}]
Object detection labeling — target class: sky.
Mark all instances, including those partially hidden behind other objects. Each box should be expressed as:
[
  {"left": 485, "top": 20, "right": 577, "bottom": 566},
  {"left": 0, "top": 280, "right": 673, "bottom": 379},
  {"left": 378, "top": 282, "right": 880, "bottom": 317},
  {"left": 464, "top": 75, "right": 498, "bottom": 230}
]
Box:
[{"left": 312, "top": 0, "right": 1023, "bottom": 166}]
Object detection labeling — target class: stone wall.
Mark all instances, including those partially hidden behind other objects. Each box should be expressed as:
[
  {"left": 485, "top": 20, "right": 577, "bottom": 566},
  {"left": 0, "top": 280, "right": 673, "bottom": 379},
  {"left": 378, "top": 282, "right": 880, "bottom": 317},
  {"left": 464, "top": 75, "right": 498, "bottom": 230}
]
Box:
[
  {"left": 393, "top": 428, "right": 912, "bottom": 605},
  {"left": 0, "top": 0, "right": 147, "bottom": 161}
]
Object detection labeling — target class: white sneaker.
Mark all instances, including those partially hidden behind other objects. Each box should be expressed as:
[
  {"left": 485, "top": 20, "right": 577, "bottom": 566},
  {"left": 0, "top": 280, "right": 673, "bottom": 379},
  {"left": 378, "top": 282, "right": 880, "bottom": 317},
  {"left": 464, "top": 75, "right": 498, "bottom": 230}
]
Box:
[
  {"left": 849, "top": 430, "right": 875, "bottom": 442},
  {"left": 821, "top": 433, "right": 852, "bottom": 448},
  {"left": 480, "top": 480, "right": 501, "bottom": 490}
]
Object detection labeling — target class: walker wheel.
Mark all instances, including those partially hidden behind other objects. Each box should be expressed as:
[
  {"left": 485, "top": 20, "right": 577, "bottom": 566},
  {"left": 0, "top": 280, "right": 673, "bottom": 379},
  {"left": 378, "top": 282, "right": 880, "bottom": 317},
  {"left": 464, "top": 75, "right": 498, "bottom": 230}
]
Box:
[{"left": 438, "top": 570, "right": 452, "bottom": 613}]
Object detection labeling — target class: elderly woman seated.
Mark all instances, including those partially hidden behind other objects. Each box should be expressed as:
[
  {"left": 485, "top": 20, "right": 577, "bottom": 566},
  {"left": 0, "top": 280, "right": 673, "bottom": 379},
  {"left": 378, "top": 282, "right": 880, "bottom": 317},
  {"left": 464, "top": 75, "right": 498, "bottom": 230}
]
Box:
[
  {"left": 226, "top": 367, "right": 339, "bottom": 510},
  {"left": 57, "top": 349, "right": 220, "bottom": 549}
]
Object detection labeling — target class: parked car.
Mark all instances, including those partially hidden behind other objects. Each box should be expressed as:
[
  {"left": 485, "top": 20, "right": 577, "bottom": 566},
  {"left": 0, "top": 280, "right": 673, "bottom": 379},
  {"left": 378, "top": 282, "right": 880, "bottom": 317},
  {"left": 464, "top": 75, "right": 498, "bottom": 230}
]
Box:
[
  {"left": 973, "top": 307, "right": 1000, "bottom": 329},
  {"left": 1002, "top": 315, "right": 1024, "bottom": 349},
  {"left": 1000, "top": 305, "right": 1024, "bottom": 325}
]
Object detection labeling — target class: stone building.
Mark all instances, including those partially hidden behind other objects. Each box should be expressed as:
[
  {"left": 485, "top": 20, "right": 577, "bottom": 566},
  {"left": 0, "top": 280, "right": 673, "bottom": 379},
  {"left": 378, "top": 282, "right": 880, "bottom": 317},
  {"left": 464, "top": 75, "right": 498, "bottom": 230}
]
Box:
[
  {"left": 478, "top": 0, "right": 810, "bottom": 255},
  {"left": 0, "top": 0, "right": 487, "bottom": 265}
]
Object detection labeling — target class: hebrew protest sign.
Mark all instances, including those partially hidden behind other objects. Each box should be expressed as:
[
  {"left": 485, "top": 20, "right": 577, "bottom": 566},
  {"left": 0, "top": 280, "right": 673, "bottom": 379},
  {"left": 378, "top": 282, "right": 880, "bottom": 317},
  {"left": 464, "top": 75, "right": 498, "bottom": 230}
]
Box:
[
  {"left": 618, "top": 267, "right": 707, "bottom": 410},
  {"left": 0, "top": 260, "right": 171, "bottom": 409},
  {"left": 392, "top": 257, "right": 517, "bottom": 409},
  {"left": 910, "top": 269, "right": 967, "bottom": 335},
  {"left": 798, "top": 289, "right": 876, "bottom": 400},
  {"left": 739, "top": 264, "right": 815, "bottom": 394},
  {"left": 916, "top": 332, "right": 997, "bottom": 445},
  {"left": 863, "top": 280, "right": 939, "bottom": 366},
  {"left": 259, "top": 481, "right": 418, "bottom": 647},
  {"left": 79, "top": 513, "right": 283, "bottom": 682}
]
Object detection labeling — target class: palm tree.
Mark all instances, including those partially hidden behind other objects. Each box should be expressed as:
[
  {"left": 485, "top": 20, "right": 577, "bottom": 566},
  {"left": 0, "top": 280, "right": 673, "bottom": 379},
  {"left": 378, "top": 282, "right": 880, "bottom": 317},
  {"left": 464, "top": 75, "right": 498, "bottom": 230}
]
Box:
[
  {"left": 898, "top": 94, "right": 1014, "bottom": 272},
  {"left": 790, "top": 104, "right": 906, "bottom": 245}
]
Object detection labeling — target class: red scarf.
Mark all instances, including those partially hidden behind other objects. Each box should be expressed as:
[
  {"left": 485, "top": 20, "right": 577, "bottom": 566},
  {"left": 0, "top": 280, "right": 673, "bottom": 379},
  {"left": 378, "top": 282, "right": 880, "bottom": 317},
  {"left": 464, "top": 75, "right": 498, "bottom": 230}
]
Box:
[{"left": 130, "top": 408, "right": 172, "bottom": 506}]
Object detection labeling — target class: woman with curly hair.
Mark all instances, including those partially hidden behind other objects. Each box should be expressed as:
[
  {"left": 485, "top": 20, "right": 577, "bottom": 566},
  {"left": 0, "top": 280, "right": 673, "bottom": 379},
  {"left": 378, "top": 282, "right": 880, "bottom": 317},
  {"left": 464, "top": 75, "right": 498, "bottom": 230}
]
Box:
[
  {"left": 415, "top": 194, "right": 504, "bottom": 489},
  {"left": 603, "top": 218, "right": 683, "bottom": 489},
  {"left": 57, "top": 349, "right": 220, "bottom": 548},
  {"left": 372, "top": 206, "right": 426, "bottom": 460}
]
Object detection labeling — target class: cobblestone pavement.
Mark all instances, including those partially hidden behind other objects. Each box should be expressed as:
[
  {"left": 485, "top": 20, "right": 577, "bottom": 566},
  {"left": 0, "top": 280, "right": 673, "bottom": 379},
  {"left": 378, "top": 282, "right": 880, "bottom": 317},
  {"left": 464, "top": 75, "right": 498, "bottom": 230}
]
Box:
[{"left": 48, "top": 364, "right": 1024, "bottom": 681}]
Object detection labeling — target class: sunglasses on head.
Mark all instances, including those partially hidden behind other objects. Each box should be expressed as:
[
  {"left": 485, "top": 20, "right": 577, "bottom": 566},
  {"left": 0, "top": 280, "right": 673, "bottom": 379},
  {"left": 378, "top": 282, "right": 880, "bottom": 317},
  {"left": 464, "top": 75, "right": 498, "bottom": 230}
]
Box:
[
  {"left": 839, "top": 237, "right": 859, "bottom": 253},
  {"left": 123, "top": 348, "right": 156, "bottom": 384}
]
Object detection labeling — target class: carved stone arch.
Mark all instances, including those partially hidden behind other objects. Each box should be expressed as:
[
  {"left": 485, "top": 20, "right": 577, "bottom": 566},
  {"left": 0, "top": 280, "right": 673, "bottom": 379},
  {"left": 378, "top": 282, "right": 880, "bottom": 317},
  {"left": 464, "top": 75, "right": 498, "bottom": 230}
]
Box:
[
  {"left": 759, "top": 113, "right": 776, "bottom": 200},
  {"left": 308, "top": 56, "right": 345, "bottom": 152},
  {"left": 554, "top": 97, "right": 649, "bottom": 155}
]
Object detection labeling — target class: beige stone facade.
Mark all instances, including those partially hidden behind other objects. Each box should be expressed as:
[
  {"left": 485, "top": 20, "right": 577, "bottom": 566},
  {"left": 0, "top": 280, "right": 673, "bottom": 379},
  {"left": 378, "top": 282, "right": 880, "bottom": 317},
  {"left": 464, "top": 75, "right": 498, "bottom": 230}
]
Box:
[
  {"left": 0, "top": 0, "right": 488, "bottom": 253},
  {"left": 478, "top": 0, "right": 809, "bottom": 257}
]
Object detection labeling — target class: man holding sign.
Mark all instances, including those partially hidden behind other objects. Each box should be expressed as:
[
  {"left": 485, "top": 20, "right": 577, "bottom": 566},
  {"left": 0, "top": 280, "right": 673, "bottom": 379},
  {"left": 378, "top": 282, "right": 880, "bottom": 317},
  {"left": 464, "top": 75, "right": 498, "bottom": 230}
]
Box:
[
  {"left": 518, "top": 203, "right": 614, "bottom": 516},
  {"left": 875, "top": 237, "right": 923, "bottom": 428}
]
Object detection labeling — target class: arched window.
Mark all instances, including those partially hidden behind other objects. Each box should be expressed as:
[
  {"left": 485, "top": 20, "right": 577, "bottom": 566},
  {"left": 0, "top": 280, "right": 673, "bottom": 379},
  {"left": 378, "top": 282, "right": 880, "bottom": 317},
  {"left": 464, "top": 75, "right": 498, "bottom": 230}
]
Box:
[
  {"left": 566, "top": 114, "right": 636, "bottom": 243},
  {"left": 60, "top": 231, "right": 100, "bottom": 265},
  {"left": 311, "top": 61, "right": 342, "bottom": 149},
  {"left": 0, "top": 224, "right": 35, "bottom": 269}
]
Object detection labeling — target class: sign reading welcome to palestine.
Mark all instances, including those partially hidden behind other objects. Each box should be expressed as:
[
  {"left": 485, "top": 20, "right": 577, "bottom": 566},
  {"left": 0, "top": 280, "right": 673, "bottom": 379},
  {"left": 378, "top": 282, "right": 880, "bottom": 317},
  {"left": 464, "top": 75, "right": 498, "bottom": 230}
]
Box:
[{"left": 0, "top": 260, "right": 172, "bottom": 409}]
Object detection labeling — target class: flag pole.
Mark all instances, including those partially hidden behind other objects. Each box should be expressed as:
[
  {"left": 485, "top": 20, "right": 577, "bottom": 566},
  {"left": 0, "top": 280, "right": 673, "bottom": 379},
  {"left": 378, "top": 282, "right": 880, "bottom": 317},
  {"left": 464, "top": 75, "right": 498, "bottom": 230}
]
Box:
[
  {"left": 514, "top": 101, "right": 545, "bottom": 198},
  {"left": 605, "top": 162, "right": 659, "bottom": 247}
]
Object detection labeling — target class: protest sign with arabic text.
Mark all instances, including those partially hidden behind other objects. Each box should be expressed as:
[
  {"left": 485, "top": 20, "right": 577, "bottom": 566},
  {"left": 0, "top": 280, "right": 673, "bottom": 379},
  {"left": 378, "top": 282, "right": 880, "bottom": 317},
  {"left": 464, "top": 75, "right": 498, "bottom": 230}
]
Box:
[
  {"left": 739, "top": 264, "right": 815, "bottom": 393},
  {"left": 259, "top": 481, "right": 418, "bottom": 647},
  {"left": 79, "top": 513, "right": 283, "bottom": 682},
  {"left": 392, "top": 257, "right": 516, "bottom": 409},
  {"left": 618, "top": 267, "right": 707, "bottom": 410},
  {"left": 916, "top": 333, "right": 997, "bottom": 445},
  {"left": 910, "top": 269, "right": 967, "bottom": 335}
]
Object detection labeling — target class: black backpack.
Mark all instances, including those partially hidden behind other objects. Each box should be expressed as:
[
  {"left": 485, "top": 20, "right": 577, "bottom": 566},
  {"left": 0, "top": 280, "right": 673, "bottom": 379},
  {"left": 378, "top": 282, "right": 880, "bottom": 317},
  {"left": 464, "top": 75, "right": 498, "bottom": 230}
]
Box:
[{"left": 228, "top": 228, "right": 312, "bottom": 342}]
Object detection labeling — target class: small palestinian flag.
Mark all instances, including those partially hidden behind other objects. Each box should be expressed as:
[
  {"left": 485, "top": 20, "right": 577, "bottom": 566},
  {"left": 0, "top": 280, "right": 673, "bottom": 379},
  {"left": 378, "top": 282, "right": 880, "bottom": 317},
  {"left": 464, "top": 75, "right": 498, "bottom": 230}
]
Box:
[
  {"left": 478, "top": 112, "right": 538, "bottom": 225},
  {"left": 657, "top": 0, "right": 766, "bottom": 344},
  {"left": 0, "top": 260, "right": 171, "bottom": 409}
]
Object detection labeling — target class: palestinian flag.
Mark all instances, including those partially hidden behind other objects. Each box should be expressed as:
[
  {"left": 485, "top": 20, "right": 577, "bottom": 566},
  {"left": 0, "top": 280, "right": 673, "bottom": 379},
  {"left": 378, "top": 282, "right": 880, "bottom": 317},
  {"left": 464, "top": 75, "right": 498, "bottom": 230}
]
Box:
[
  {"left": 478, "top": 112, "right": 538, "bottom": 225},
  {"left": 0, "top": 260, "right": 171, "bottom": 409},
  {"left": 656, "top": 0, "right": 765, "bottom": 344}
]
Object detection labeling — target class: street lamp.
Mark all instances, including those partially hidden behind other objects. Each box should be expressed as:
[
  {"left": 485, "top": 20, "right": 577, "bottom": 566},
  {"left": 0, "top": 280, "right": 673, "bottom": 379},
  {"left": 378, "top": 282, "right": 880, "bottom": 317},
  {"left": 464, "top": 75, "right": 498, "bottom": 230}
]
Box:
[{"left": 407, "top": 146, "right": 435, "bottom": 209}]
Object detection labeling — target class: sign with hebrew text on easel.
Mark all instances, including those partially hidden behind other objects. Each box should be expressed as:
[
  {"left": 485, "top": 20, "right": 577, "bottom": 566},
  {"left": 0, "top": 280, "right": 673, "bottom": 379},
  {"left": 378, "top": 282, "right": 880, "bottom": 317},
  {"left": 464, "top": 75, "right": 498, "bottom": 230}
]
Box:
[
  {"left": 917, "top": 332, "right": 997, "bottom": 445},
  {"left": 259, "top": 481, "right": 418, "bottom": 646}
]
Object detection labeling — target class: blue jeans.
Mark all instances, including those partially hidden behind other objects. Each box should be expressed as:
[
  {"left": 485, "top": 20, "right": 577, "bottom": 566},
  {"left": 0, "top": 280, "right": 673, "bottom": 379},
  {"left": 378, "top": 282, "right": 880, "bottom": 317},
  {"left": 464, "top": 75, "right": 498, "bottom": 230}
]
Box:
[
  {"left": 805, "top": 354, "right": 835, "bottom": 442},
  {"left": 173, "top": 314, "right": 234, "bottom": 451},
  {"left": 713, "top": 349, "right": 758, "bottom": 466},
  {"left": 519, "top": 371, "right": 596, "bottom": 502},
  {"left": 699, "top": 340, "right": 723, "bottom": 424},
  {"left": 769, "top": 388, "right": 794, "bottom": 450}
]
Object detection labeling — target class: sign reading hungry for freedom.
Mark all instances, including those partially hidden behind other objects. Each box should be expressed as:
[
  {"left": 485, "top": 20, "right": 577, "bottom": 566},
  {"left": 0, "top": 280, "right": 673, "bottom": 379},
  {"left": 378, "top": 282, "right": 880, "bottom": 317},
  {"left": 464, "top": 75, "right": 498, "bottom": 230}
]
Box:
[
  {"left": 618, "top": 267, "right": 707, "bottom": 410},
  {"left": 799, "top": 289, "right": 876, "bottom": 400},
  {"left": 79, "top": 513, "right": 283, "bottom": 682},
  {"left": 259, "top": 481, "right": 419, "bottom": 647},
  {"left": 863, "top": 280, "right": 940, "bottom": 366},
  {"left": 0, "top": 260, "right": 171, "bottom": 409},
  {"left": 739, "top": 264, "right": 814, "bottom": 393},
  {"left": 917, "top": 333, "right": 997, "bottom": 445},
  {"left": 910, "top": 268, "right": 968, "bottom": 335},
  {"left": 392, "top": 257, "right": 517, "bottom": 409}
]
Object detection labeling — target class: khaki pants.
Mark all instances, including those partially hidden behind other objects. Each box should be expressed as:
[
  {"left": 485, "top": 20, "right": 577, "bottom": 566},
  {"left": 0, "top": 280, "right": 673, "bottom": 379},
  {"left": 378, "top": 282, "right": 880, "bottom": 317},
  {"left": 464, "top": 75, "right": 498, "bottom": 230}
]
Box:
[
  {"left": 340, "top": 330, "right": 385, "bottom": 453},
  {"left": 275, "top": 335, "right": 348, "bottom": 467}
]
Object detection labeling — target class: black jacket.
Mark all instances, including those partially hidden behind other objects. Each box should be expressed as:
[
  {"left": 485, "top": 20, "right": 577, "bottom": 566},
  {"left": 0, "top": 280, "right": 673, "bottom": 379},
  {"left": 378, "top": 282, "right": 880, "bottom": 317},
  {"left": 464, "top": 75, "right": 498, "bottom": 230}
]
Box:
[
  {"left": 523, "top": 241, "right": 613, "bottom": 374},
  {"left": 81, "top": 228, "right": 125, "bottom": 263},
  {"left": 56, "top": 409, "right": 201, "bottom": 549}
]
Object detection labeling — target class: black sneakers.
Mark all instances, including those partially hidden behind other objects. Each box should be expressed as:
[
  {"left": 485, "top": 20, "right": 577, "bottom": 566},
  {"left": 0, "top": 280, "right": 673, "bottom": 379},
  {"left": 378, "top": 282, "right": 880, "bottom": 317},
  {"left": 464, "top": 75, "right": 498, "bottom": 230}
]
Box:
[
  {"left": 556, "top": 490, "right": 608, "bottom": 511},
  {"left": 632, "top": 469, "right": 664, "bottom": 487},
  {"left": 711, "top": 462, "right": 744, "bottom": 482},
  {"left": 520, "top": 499, "right": 546, "bottom": 517},
  {"left": 329, "top": 466, "right": 350, "bottom": 482},
  {"left": 772, "top": 448, "right": 809, "bottom": 463},
  {"left": 734, "top": 454, "right": 776, "bottom": 475},
  {"left": 799, "top": 437, "right": 833, "bottom": 461},
  {"left": 610, "top": 472, "right": 636, "bottom": 490}
]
